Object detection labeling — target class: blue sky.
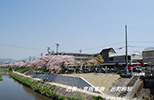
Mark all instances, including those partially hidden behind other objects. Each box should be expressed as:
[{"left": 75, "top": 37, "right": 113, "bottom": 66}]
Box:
[{"left": 1, "top": 0, "right": 154, "bottom": 60}]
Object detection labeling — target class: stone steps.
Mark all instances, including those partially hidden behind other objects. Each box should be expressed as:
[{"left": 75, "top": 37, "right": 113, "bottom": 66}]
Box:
[{"left": 106, "top": 78, "right": 131, "bottom": 97}]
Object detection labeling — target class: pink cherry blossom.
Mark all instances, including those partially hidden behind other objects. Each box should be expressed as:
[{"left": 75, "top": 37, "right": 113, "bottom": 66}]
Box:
[
  {"left": 86, "top": 59, "right": 97, "bottom": 67},
  {"left": 13, "top": 61, "right": 26, "bottom": 68},
  {"left": 0, "top": 55, "right": 75, "bottom": 73}
]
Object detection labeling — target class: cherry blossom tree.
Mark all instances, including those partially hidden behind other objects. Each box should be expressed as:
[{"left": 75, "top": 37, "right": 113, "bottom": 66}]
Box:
[
  {"left": 13, "top": 61, "right": 26, "bottom": 68},
  {"left": 0, "top": 55, "right": 75, "bottom": 73},
  {"left": 86, "top": 59, "right": 98, "bottom": 67},
  {"left": 46, "top": 55, "right": 75, "bottom": 73},
  {"left": 25, "top": 59, "right": 40, "bottom": 68},
  {"left": 0, "top": 63, "right": 8, "bottom": 67},
  {"left": 36, "top": 56, "right": 51, "bottom": 69},
  {"left": 7, "top": 62, "right": 14, "bottom": 67}
]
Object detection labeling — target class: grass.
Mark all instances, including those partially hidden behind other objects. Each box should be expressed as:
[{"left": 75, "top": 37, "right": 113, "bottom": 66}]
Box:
[
  {"left": 0, "top": 67, "right": 10, "bottom": 72},
  {"left": 0, "top": 73, "right": 2, "bottom": 81},
  {"left": 117, "top": 70, "right": 124, "bottom": 75},
  {"left": 15, "top": 67, "right": 30, "bottom": 73},
  {"left": 93, "top": 96, "right": 104, "bottom": 100},
  {"left": 35, "top": 68, "right": 49, "bottom": 72}
]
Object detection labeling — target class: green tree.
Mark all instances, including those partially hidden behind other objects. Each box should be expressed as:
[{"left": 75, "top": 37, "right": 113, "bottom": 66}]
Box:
[{"left": 93, "top": 54, "right": 104, "bottom": 65}]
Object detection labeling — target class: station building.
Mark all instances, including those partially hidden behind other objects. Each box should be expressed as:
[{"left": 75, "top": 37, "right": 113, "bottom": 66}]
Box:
[
  {"left": 101, "top": 49, "right": 143, "bottom": 68},
  {"left": 142, "top": 47, "right": 154, "bottom": 64}
]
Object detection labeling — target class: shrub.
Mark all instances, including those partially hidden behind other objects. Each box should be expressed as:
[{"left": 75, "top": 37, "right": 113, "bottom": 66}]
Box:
[
  {"left": 35, "top": 68, "right": 49, "bottom": 72},
  {"left": 15, "top": 67, "right": 30, "bottom": 73},
  {"left": 0, "top": 73, "right": 2, "bottom": 80},
  {"left": 93, "top": 96, "right": 104, "bottom": 100},
  {"left": 117, "top": 70, "right": 124, "bottom": 75}
]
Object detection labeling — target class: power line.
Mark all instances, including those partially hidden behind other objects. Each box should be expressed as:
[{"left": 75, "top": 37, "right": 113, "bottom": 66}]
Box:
[
  {"left": 0, "top": 43, "right": 44, "bottom": 51},
  {"left": 2, "top": 41, "right": 153, "bottom": 53},
  {"left": 128, "top": 26, "right": 154, "bottom": 30},
  {"left": 70, "top": 42, "right": 125, "bottom": 53},
  {"left": 128, "top": 45, "right": 153, "bottom": 48},
  {"left": 129, "top": 41, "right": 154, "bottom": 44},
  {"left": 83, "top": 42, "right": 125, "bottom": 51}
]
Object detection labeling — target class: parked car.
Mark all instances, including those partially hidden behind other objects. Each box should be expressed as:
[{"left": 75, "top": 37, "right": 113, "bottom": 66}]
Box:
[
  {"left": 83, "top": 68, "right": 91, "bottom": 73},
  {"left": 133, "top": 66, "right": 142, "bottom": 73},
  {"left": 106, "top": 68, "right": 115, "bottom": 73}
]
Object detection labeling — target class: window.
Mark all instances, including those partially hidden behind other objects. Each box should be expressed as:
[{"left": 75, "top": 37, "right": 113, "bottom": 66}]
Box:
[{"left": 110, "top": 57, "right": 113, "bottom": 61}]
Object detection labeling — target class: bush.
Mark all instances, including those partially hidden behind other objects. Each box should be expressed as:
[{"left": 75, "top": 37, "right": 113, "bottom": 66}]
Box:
[
  {"left": 117, "top": 70, "right": 124, "bottom": 75},
  {"left": 0, "top": 73, "right": 2, "bottom": 80},
  {"left": 15, "top": 67, "right": 30, "bottom": 73},
  {"left": 93, "top": 96, "right": 104, "bottom": 100},
  {"left": 35, "top": 68, "right": 49, "bottom": 72}
]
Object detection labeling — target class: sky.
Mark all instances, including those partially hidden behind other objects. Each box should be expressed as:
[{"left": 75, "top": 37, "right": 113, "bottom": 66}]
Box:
[{"left": 1, "top": 0, "right": 154, "bottom": 60}]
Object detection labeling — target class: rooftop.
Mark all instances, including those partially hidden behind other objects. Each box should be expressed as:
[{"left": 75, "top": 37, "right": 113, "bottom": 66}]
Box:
[
  {"left": 109, "top": 51, "right": 142, "bottom": 57},
  {"left": 143, "top": 47, "right": 154, "bottom": 52}
]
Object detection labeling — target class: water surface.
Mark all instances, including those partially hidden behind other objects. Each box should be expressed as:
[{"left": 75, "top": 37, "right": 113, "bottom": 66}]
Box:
[{"left": 0, "top": 75, "right": 53, "bottom": 100}]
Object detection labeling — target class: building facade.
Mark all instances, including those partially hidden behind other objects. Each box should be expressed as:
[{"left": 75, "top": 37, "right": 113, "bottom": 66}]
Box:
[
  {"left": 59, "top": 53, "right": 98, "bottom": 61},
  {"left": 101, "top": 49, "right": 143, "bottom": 68},
  {"left": 100, "top": 48, "right": 116, "bottom": 63},
  {"left": 142, "top": 47, "right": 154, "bottom": 64},
  {"left": 109, "top": 51, "right": 142, "bottom": 63}
]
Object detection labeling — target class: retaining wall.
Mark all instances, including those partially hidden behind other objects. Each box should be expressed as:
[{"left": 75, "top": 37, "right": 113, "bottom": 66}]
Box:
[{"left": 27, "top": 72, "right": 102, "bottom": 94}]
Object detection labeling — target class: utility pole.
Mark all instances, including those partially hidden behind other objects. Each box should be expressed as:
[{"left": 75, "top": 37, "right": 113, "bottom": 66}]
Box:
[
  {"left": 125, "top": 25, "right": 128, "bottom": 74},
  {"left": 47, "top": 47, "right": 51, "bottom": 55},
  {"left": 56, "top": 43, "right": 59, "bottom": 54},
  {"left": 41, "top": 53, "right": 43, "bottom": 57},
  {"left": 79, "top": 49, "right": 82, "bottom": 54}
]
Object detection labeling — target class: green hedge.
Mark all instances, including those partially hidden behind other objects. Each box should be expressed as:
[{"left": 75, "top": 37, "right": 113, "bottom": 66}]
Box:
[
  {"left": 117, "top": 70, "right": 124, "bottom": 75},
  {"left": 0, "top": 73, "right": 2, "bottom": 81},
  {"left": 92, "top": 96, "right": 104, "bottom": 100},
  {"left": 35, "top": 68, "right": 49, "bottom": 72},
  {"left": 15, "top": 67, "right": 30, "bottom": 73}
]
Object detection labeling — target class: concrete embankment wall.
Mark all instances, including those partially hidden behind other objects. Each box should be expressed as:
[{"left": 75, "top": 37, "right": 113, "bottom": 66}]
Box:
[
  {"left": 27, "top": 72, "right": 102, "bottom": 94},
  {"left": 13, "top": 71, "right": 102, "bottom": 100},
  {"left": 143, "top": 77, "right": 154, "bottom": 96}
]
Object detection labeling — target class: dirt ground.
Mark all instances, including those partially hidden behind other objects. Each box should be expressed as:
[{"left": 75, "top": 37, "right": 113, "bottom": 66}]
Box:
[{"left": 62, "top": 73, "right": 120, "bottom": 93}]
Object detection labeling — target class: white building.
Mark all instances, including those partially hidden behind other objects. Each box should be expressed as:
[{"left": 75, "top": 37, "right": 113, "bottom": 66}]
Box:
[
  {"left": 109, "top": 51, "right": 142, "bottom": 63},
  {"left": 142, "top": 47, "right": 154, "bottom": 64}
]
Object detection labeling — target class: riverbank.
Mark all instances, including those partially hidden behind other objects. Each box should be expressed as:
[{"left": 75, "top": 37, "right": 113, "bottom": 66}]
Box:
[
  {"left": 9, "top": 72, "right": 104, "bottom": 100},
  {"left": 0, "top": 73, "right": 2, "bottom": 81}
]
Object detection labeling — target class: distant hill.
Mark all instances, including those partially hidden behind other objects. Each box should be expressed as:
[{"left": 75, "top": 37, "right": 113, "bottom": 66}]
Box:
[
  {"left": 0, "top": 57, "right": 40, "bottom": 64},
  {"left": 0, "top": 58, "right": 16, "bottom": 64},
  {"left": 22, "top": 57, "right": 39, "bottom": 62}
]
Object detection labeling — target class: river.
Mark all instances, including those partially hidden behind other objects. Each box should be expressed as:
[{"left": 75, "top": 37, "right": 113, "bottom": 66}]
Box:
[{"left": 0, "top": 75, "right": 53, "bottom": 100}]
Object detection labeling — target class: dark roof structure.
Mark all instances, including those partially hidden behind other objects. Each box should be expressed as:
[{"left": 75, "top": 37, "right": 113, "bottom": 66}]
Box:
[{"left": 100, "top": 48, "right": 116, "bottom": 54}]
